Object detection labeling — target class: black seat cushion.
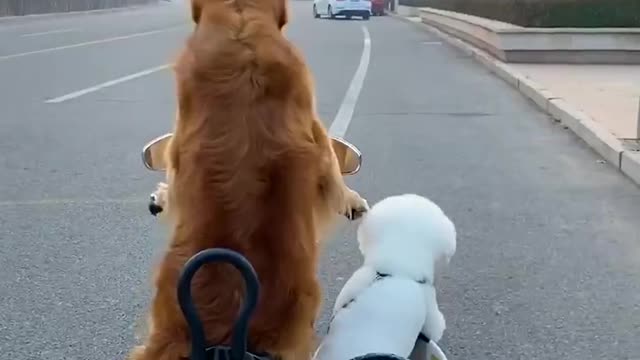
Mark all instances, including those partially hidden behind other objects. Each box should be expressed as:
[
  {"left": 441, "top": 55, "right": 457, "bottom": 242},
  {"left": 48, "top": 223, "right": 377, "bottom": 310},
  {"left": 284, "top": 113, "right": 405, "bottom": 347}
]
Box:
[{"left": 349, "top": 354, "right": 407, "bottom": 360}]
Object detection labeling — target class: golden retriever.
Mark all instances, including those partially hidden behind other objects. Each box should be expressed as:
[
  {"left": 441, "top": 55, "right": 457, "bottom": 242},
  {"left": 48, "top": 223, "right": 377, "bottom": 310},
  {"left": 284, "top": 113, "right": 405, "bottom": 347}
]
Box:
[{"left": 129, "top": 0, "right": 369, "bottom": 359}]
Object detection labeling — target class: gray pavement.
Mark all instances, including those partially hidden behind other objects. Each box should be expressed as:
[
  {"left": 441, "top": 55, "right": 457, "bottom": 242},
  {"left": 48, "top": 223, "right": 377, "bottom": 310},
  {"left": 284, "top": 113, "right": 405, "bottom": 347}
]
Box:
[{"left": 1, "top": 1, "right": 639, "bottom": 359}]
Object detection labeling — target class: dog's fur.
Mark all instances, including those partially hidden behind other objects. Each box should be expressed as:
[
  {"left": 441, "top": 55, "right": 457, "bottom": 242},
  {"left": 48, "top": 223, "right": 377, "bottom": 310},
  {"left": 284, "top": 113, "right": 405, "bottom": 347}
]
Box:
[
  {"left": 313, "top": 194, "right": 456, "bottom": 360},
  {"left": 129, "top": 0, "right": 368, "bottom": 359},
  {"left": 147, "top": 140, "right": 363, "bottom": 220}
]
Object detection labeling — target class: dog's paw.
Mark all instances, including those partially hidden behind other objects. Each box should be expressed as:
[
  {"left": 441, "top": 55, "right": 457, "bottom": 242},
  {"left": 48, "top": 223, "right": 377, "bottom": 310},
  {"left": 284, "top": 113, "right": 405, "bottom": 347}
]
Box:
[
  {"left": 148, "top": 182, "right": 168, "bottom": 217},
  {"left": 343, "top": 189, "right": 369, "bottom": 221},
  {"left": 148, "top": 195, "right": 163, "bottom": 217},
  {"left": 127, "top": 345, "right": 147, "bottom": 360}
]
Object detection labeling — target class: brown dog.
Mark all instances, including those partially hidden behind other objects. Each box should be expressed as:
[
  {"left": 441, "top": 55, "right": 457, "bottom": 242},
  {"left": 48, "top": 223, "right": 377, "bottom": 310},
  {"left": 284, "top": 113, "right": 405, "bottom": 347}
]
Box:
[{"left": 129, "top": 0, "right": 369, "bottom": 359}]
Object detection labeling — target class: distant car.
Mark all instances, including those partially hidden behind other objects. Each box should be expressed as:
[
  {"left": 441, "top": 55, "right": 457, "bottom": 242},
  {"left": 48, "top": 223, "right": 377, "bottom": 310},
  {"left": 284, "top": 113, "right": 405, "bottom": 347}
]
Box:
[
  {"left": 370, "top": 0, "right": 385, "bottom": 16},
  {"left": 313, "top": 0, "right": 371, "bottom": 20}
]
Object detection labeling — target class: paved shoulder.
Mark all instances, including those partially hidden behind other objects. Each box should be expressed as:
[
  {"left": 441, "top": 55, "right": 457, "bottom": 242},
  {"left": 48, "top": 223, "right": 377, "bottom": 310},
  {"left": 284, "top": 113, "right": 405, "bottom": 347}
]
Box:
[{"left": 331, "top": 15, "right": 640, "bottom": 360}]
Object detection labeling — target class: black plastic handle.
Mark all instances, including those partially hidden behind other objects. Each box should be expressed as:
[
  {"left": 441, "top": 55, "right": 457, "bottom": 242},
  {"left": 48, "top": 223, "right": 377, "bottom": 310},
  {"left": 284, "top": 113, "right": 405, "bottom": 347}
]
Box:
[{"left": 177, "top": 248, "right": 260, "bottom": 360}]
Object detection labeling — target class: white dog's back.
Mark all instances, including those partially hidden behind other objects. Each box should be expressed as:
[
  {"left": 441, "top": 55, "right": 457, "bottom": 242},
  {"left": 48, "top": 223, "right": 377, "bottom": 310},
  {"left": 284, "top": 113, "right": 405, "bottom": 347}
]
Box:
[
  {"left": 314, "top": 194, "right": 456, "bottom": 360},
  {"left": 314, "top": 266, "right": 431, "bottom": 359}
]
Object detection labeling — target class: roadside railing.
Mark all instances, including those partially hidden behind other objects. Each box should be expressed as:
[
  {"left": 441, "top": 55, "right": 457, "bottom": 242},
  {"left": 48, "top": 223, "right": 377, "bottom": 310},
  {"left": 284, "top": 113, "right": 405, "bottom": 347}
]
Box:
[{"left": 0, "top": 0, "right": 159, "bottom": 17}]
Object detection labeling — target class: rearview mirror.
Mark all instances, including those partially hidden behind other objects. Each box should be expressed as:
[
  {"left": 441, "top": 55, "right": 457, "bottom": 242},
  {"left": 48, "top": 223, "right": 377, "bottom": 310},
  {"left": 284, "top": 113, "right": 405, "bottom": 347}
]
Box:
[
  {"left": 330, "top": 136, "right": 362, "bottom": 175},
  {"left": 142, "top": 133, "right": 172, "bottom": 172},
  {"left": 142, "top": 133, "right": 362, "bottom": 175}
]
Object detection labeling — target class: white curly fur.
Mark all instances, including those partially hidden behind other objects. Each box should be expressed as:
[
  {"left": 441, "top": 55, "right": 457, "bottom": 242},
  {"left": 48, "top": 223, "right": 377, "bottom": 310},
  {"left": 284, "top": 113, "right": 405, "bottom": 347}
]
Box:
[{"left": 313, "top": 193, "right": 457, "bottom": 360}]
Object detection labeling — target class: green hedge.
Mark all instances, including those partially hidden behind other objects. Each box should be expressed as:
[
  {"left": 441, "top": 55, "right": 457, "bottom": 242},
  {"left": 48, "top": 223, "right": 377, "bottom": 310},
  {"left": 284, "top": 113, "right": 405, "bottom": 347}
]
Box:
[{"left": 399, "top": 0, "right": 640, "bottom": 27}]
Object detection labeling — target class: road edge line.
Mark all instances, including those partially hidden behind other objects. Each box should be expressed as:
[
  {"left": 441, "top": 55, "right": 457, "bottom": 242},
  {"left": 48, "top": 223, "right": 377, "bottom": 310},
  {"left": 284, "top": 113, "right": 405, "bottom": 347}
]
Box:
[{"left": 329, "top": 25, "right": 371, "bottom": 138}]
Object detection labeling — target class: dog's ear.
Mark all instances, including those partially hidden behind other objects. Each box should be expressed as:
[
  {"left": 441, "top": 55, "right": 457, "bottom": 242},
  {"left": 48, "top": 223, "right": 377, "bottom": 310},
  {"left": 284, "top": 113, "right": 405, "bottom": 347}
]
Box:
[
  {"left": 277, "top": 0, "right": 288, "bottom": 29},
  {"left": 191, "top": 0, "right": 202, "bottom": 24}
]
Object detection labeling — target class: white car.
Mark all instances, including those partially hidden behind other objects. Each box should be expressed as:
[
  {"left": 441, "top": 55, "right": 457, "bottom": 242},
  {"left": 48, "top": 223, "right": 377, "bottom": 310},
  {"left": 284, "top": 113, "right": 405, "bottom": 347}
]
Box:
[{"left": 313, "top": 0, "right": 371, "bottom": 20}]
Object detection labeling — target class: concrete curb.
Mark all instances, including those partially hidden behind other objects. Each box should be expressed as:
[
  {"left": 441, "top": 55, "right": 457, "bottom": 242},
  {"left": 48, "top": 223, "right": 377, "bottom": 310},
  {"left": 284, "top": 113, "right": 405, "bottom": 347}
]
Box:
[{"left": 390, "top": 12, "right": 640, "bottom": 188}]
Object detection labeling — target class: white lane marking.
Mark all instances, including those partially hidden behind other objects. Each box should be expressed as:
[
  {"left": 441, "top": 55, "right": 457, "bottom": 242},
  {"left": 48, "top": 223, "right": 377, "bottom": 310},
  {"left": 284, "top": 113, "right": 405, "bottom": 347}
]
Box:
[
  {"left": 329, "top": 25, "right": 371, "bottom": 138},
  {"left": 0, "top": 25, "right": 186, "bottom": 61},
  {"left": 421, "top": 41, "right": 442, "bottom": 45},
  {"left": 20, "top": 28, "right": 78, "bottom": 37},
  {"left": 45, "top": 64, "right": 172, "bottom": 103}
]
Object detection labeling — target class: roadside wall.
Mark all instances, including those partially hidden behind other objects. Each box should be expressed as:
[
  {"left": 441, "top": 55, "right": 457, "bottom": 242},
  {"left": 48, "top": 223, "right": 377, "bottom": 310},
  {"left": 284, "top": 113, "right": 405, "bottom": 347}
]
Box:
[
  {"left": 0, "top": 0, "right": 159, "bottom": 17},
  {"left": 397, "top": 0, "right": 640, "bottom": 28}
]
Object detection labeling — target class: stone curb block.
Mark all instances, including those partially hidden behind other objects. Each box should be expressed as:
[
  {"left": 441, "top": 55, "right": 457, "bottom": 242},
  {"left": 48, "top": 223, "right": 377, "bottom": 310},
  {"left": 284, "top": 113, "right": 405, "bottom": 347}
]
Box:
[
  {"left": 548, "top": 99, "right": 579, "bottom": 129},
  {"left": 621, "top": 152, "right": 640, "bottom": 185},
  {"left": 451, "top": 38, "right": 473, "bottom": 57},
  {"left": 547, "top": 99, "right": 624, "bottom": 168},
  {"left": 392, "top": 12, "right": 640, "bottom": 187},
  {"left": 488, "top": 61, "right": 519, "bottom": 87},
  {"left": 517, "top": 78, "right": 559, "bottom": 112}
]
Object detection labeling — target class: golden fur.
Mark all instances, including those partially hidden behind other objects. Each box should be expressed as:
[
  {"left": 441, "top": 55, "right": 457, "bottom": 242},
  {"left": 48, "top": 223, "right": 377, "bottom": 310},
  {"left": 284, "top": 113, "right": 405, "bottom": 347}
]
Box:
[{"left": 130, "top": 0, "right": 368, "bottom": 359}]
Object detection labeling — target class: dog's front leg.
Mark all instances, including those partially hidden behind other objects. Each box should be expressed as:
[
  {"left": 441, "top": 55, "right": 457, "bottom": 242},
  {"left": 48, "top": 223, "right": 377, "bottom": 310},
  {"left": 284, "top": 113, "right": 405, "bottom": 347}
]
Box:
[
  {"left": 312, "top": 121, "right": 369, "bottom": 220},
  {"left": 148, "top": 132, "right": 179, "bottom": 220},
  {"left": 326, "top": 135, "right": 369, "bottom": 220},
  {"left": 342, "top": 187, "right": 369, "bottom": 220}
]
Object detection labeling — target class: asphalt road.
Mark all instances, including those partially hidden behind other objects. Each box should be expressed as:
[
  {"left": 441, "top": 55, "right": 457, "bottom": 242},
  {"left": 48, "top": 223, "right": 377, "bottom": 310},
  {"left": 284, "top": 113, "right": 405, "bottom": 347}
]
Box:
[{"left": 1, "top": 2, "right": 639, "bottom": 359}]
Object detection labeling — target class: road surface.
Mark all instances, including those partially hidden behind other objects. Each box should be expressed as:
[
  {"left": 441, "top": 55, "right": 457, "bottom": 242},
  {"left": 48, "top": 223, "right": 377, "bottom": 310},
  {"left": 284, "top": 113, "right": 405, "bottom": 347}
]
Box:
[{"left": 1, "top": 2, "right": 639, "bottom": 359}]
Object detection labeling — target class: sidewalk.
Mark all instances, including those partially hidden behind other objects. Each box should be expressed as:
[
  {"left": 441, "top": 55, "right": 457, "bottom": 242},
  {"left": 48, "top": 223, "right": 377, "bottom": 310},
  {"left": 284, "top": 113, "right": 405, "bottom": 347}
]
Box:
[
  {"left": 394, "top": 14, "right": 640, "bottom": 187},
  {"left": 512, "top": 64, "right": 640, "bottom": 140}
]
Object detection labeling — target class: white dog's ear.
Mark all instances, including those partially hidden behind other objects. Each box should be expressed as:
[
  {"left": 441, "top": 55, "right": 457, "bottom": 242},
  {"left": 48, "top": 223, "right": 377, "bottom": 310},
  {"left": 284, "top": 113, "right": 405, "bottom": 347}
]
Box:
[{"left": 421, "top": 308, "right": 445, "bottom": 343}]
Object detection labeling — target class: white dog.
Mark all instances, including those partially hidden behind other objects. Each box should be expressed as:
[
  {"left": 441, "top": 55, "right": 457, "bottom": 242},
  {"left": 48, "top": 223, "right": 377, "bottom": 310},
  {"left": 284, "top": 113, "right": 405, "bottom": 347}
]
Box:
[{"left": 313, "top": 193, "right": 456, "bottom": 360}]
